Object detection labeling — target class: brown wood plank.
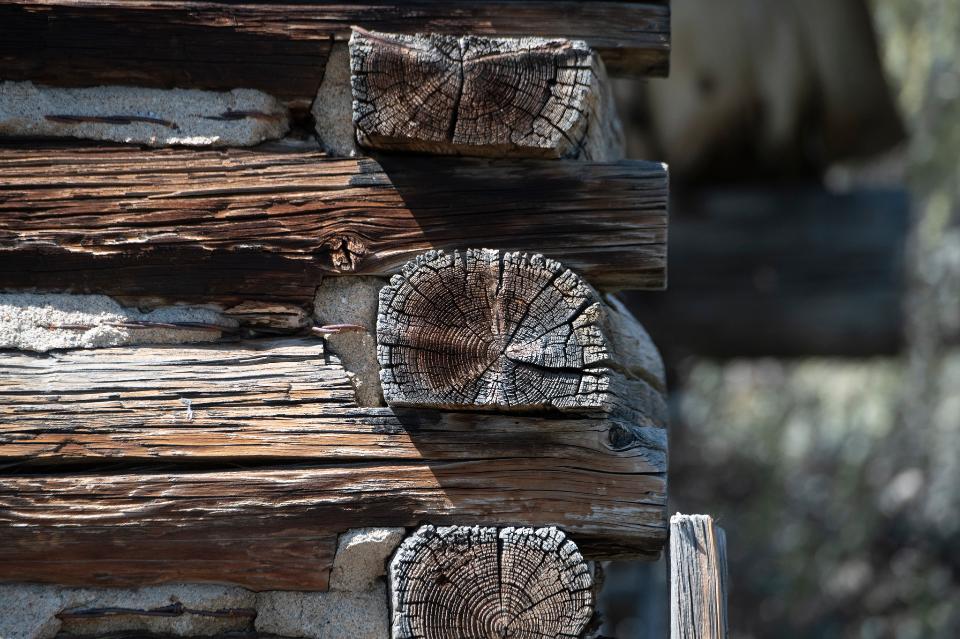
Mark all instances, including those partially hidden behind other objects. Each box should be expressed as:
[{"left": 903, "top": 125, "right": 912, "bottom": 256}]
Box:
[
  {"left": 0, "top": 1, "right": 670, "bottom": 111},
  {"left": 0, "top": 339, "right": 667, "bottom": 472},
  {"left": 0, "top": 517, "right": 338, "bottom": 591},
  {"left": 0, "top": 338, "right": 668, "bottom": 589},
  {"left": 0, "top": 462, "right": 666, "bottom": 589},
  {"left": 0, "top": 145, "right": 668, "bottom": 304}
]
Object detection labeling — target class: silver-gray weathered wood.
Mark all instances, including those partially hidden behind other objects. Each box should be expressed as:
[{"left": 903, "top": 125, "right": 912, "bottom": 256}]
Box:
[
  {"left": 390, "top": 525, "right": 594, "bottom": 639},
  {"left": 0, "top": 337, "right": 668, "bottom": 589},
  {"left": 670, "top": 514, "right": 729, "bottom": 639},
  {"left": 377, "top": 249, "right": 666, "bottom": 422},
  {"left": 351, "top": 29, "right": 623, "bottom": 160}
]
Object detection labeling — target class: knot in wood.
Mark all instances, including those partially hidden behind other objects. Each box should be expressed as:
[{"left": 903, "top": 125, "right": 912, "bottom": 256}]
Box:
[
  {"left": 390, "top": 525, "right": 593, "bottom": 639},
  {"left": 377, "top": 249, "right": 612, "bottom": 411},
  {"left": 350, "top": 28, "right": 597, "bottom": 157},
  {"left": 320, "top": 233, "right": 367, "bottom": 272}
]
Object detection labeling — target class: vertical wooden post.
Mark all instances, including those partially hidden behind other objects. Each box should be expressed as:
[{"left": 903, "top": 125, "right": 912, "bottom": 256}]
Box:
[{"left": 670, "top": 513, "right": 729, "bottom": 639}]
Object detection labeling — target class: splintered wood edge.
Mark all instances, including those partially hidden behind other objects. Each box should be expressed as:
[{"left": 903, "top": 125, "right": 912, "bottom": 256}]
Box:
[
  {"left": 390, "top": 525, "right": 594, "bottom": 639},
  {"left": 670, "top": 514, "right": 729, "bottom": 639}
]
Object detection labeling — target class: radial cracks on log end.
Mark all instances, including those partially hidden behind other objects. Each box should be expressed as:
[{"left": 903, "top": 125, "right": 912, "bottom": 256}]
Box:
[
  {"left": 390, "top": 525, "right": 594, "bottom": 639},
  {"left": 376, "top": 249, "right": 615, "bottom": 412},
  {"left": 350, "top": 29, "right": 597, "bottom": 155}
]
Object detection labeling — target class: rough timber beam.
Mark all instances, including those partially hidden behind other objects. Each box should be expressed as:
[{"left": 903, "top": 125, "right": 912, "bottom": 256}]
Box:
[
  {"left": 0, "top": 1, "right": 671, "bottom": 111},
  {"left": 0, "top": 146, "right": 668, "bottom": 307},
  {"left": 0, "top": 337, "right": 668, "bottom": 589},
  {"left": 350, "top": 29, "right": 624, "bottom": 159}
]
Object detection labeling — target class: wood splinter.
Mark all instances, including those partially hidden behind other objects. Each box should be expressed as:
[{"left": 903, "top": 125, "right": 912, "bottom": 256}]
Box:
[
  {"left": 390, "top": 525, "right": 593, "bottom": 639},
  {"left": 377, "top": 249, "right": 667, "bottom": 421},
  {"left": 351, "top": 28, "right": 623, "bottom": 159}
]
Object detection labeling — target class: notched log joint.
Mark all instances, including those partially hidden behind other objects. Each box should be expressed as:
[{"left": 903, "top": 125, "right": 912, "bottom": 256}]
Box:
[
  {"left": 351, "top": 28, "right": 619, "bottom": 159},
  {"left": 377, "top": 248, "right": 667, "bottom": 425}
]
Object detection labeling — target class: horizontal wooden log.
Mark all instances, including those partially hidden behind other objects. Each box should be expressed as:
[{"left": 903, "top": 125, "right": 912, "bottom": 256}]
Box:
[
  {"left": 0, "top": 145, "right": 668, "bottom": 306},
  {"left": 0, "top": 340, "right": 667, "bottom": 469},
  {"left": 623, "top": 187, "right": 909, "bottom": 359},
  {"left": 350, "top": 29, "right": 624, "bottom": 160},
  {"left": 0, "top": 2, "right": 670, "bottom": 112},
  {"left": 0, "top": 338, "right": 667, "bottom": 589}
]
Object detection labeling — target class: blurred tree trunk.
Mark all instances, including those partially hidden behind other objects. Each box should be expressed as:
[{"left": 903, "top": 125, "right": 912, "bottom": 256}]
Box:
[{"left": 615, "top": 0, "right": 905, "bottom": 181}]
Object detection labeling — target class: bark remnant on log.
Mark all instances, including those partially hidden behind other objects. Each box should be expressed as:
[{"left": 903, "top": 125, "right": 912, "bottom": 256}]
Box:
[
  {"left": 351, "top": 29, "right": 623, "bottom": 159},
  {"left": 0, "top": 146, "right": 669, "bottom": 307},
  {"left": 390, "top": 525, "right": 593, "bottom": 639},
  {"left": 670, "top": 514, "right": 729, "bottom": 639},
  {"left": 377, "top": 249, "right": 666, "bottom": 420}
]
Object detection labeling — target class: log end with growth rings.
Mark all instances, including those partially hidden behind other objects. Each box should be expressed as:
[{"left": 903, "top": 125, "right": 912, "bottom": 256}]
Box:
[
  {"left": 390, "top": 525, "right": 593, "bottom": 639},
  {"left": 350, "top": 28, "right": 599, "bottom": 158},
  {"left": 377, "top": 249, "right": 614, "bottom": 412}
]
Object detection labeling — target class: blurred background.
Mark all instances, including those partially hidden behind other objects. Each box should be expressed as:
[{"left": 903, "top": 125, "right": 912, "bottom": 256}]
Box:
[{"left": 601, "top": 0, "right": 960, "bottom": 637}]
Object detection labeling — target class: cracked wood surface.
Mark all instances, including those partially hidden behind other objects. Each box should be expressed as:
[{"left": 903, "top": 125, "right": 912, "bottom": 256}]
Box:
[
  {"left": 0, "top": 337, "right": 668, "bottom": 589},
  {"left": 670, "top": 514, "right": 729, "bottom": 639},
  {"left": 0, "top": 145, "right": 668, "bottom": 308},
  {"left": 390, "top": 525, "right": 593, "bottom": 639},
  {"left": 350, "top": 29, "right": 623, "bottom": 159},
  {"left": 378, "top": 249, "right": 666, "bottom": 422},
  {"left": 0, "top": 1, "right": 670, "bottom": 112}
]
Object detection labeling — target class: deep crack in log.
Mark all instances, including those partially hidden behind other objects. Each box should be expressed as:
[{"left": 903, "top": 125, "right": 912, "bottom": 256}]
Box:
[
  {"left": 351, "top": 29, "right": 621, "bottom": 159},
  {"left": 377, "top": 249, "right": 666, "bottom": 419},
  {"left": 390, "top": 525, "right": 593, "bottom": 639}
]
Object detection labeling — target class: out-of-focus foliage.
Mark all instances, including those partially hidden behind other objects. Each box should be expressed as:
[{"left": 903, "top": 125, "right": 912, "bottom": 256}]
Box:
[
  {"left": 666, "top": 2, "right": 960, "bottom": 637},
  {"left": 600, "top": 1, "right": 959, "bottom": 636},
  {"left": 673, "top": 357, "right": 959, "bottom": 638}
]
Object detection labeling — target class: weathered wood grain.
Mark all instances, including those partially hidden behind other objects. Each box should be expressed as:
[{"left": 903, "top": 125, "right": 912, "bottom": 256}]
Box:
[
  {"left": 0, "top": 145, "right": 668, "bottom": 307},
  {"left": 0, "top": 339, "right": 667, "bottom": 471},
  {"left": 623, "top": 188, "right": 908, "bottom": 359},
  {"left": 0, "top": 463, "right": 667, "bottom": 588},
  {"left": 670, "top": 514, "right": 728, "bottom": 639},
  {"left": 0, "top": 338, "right": 668, "bottom": 589},
  {"left": 0, "top": 1, "right": 670, "bottom": 112},
  {"left": 378, "top": 249, "right": 666, "bottom": 421},
  {"left": 350, "top": 29, "right": 623, "bottom": 160},
  {"left": 390, "top": 525, "right": 593, "bottom": 639}
]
